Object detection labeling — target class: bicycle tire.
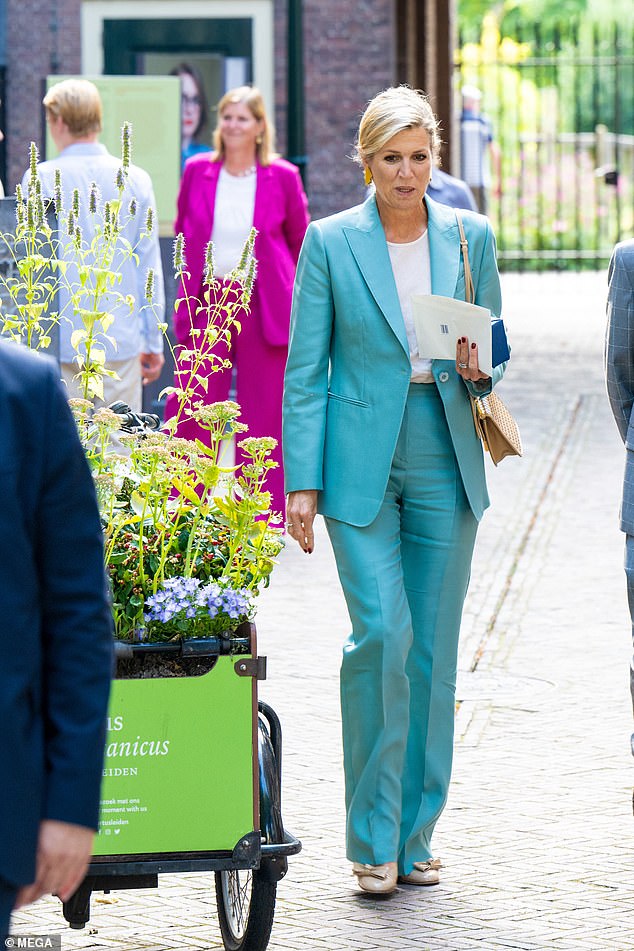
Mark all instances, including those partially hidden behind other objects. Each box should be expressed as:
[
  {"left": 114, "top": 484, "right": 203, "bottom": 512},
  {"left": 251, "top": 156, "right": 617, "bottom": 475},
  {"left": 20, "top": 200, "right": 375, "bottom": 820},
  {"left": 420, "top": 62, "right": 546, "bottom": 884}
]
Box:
[{"left": 215, "top": 867, "right": 277, "bottom": 951}]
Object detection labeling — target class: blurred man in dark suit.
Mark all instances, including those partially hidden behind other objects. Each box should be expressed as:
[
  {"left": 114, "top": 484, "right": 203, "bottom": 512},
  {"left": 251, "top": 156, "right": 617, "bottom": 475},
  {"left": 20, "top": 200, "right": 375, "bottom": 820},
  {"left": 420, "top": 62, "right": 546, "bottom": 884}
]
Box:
[{"left": 0, "top": 341, "right": 112, "bottom": 936}]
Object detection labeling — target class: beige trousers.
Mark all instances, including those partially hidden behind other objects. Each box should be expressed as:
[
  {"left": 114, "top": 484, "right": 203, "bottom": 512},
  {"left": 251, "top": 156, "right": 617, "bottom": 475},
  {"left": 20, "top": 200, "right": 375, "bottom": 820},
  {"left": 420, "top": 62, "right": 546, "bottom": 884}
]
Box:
[{"left": 61, "top": 356, "right": 142, "bottom": 413}]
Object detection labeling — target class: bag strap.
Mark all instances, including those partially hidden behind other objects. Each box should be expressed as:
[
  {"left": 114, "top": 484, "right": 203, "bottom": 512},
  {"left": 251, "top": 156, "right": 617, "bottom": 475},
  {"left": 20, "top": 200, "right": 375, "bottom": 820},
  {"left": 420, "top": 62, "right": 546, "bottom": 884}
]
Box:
[
  {"left": 457, "top": 210, "right": 483, "bottom": 434},
  {"left": 456, "top": 210, "right": 475, "bottom": 305}
]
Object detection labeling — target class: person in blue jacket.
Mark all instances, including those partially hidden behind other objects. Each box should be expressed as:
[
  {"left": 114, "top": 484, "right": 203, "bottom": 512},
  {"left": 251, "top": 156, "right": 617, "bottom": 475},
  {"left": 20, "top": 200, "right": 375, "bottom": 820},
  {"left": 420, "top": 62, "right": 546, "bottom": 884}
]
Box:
[
  {"left": 283, "top": 86, "right": 505, "bottom": 895},
  {"left": 427, "top": 166, "right": 477, "bottom": 212},
  {"left": 0, "top": 342, "right": 112, "bottom": 936}
]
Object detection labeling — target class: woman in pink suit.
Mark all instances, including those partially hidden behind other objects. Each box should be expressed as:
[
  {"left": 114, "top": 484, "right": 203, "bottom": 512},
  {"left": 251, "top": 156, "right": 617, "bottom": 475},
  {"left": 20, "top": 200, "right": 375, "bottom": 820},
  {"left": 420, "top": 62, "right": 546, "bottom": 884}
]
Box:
[{"left": 165, "top": 85, "right": 310, "bottom": 519}]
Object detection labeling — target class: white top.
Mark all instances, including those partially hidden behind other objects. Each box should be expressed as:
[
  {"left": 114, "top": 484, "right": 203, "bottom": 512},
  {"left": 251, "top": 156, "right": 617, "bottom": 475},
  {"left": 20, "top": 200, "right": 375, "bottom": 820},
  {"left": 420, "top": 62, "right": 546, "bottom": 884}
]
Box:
[
  {"left": 387, "top": 231, "right": 433, "bottom": 382},
  {"left": 211, "top": 167, "right": 257, "bottom": 277}
]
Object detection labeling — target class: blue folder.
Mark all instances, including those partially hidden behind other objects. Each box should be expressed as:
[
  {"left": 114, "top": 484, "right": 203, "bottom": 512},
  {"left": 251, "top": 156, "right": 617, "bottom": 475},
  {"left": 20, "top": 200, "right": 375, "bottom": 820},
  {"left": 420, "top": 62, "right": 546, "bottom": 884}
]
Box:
[{"left": 492, "top": 318, "right": 511, "bottom": 367}]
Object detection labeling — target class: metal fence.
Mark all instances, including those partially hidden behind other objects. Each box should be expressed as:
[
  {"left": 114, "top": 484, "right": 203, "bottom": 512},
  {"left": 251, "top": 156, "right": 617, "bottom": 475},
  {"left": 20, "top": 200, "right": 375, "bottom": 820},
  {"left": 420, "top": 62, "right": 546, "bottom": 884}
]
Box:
[{"left": 456, "top": 19, "right": 634, "bottom": 270}]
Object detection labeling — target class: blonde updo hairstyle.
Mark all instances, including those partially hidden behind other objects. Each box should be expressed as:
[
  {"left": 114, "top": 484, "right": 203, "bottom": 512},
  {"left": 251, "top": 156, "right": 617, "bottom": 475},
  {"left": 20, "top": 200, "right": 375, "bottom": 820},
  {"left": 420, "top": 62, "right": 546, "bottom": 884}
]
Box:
[
  {"left": 354, "top": 86, "right": 442, "bottom": 171},
  {"left": 212, "top": 85, "right": 278, "bottom": 166}
]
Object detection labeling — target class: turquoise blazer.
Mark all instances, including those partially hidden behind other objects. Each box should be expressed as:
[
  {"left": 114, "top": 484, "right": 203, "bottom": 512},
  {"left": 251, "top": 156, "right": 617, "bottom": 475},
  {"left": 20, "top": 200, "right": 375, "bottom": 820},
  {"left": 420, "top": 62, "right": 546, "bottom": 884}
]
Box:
[{"left": 282, "top": 193, "right": 505, "bottom": 527}]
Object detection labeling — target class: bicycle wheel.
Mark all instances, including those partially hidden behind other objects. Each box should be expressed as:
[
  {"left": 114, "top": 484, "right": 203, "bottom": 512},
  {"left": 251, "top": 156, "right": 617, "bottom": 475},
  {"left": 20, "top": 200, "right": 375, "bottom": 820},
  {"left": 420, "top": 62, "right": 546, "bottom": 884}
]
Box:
[{"left": 215, "top": 867, "right": 277, "bottom": 951}]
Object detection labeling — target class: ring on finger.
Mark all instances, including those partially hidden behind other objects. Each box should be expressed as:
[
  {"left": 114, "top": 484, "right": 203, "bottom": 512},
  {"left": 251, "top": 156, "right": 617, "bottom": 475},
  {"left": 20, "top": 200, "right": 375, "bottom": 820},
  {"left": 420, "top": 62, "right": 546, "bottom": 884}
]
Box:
[{"left": 458, "top": 362, "right": 468, "bottom": 369}]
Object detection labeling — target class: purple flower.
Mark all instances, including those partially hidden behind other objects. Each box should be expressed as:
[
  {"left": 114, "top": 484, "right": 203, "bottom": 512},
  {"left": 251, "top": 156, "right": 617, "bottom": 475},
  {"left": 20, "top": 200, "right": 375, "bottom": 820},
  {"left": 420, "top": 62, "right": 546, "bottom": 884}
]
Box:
[{"left": 144, "top": 576, "right": 251, "bottom": 630}]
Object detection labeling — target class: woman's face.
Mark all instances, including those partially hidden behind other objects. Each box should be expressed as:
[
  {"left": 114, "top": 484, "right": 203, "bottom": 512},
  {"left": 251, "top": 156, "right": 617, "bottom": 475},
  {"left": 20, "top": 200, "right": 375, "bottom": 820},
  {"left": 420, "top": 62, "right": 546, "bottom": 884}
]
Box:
[
  {"left": 219, "top": 101, "right": 263, "bottom": 154},
  {"left": 366, "top": 127, "right": 433, "bottom": 216},
  {"left": 181, "top": 72, "right": 202, "bottom": 142}
]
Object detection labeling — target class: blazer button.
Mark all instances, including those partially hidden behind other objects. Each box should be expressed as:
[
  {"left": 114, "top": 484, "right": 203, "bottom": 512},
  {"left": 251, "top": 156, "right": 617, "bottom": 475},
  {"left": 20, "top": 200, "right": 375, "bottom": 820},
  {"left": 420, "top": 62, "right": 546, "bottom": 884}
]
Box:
[{"left": 438, "top": 371, "right": 449, "bottom": 383}]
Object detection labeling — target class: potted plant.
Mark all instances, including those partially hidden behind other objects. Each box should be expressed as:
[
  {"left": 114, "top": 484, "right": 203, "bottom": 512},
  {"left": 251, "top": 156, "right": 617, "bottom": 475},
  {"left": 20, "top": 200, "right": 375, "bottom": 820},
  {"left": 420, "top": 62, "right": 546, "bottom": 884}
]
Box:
[
  {"left": 1, "top": 127, "right": 284, "bottom": 657},
  {"left": 0, "top": 130, "right": 286, "bottom": 862}
]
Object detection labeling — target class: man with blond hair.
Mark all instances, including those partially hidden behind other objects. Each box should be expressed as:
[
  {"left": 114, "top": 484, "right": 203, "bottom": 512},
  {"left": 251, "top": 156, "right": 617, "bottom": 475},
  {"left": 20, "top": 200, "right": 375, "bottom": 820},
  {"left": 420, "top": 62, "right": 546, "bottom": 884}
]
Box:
[{"left": 24, "top": 78, "right": 165, "bottom": 411}]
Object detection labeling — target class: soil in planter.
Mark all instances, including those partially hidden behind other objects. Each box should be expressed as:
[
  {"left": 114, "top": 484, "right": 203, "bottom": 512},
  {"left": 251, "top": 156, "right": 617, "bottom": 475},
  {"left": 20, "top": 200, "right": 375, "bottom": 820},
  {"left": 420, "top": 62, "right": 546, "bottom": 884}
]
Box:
[{"left": 115, "top": 653, "right": 219, "bottom": 679}]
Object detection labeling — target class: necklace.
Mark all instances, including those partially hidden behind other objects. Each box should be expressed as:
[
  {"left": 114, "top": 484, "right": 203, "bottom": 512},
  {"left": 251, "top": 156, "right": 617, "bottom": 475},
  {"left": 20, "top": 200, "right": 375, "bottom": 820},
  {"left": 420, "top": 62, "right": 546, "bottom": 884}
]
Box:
[{"left": 226, "top": 164, "right": 256, "bottom": 178}]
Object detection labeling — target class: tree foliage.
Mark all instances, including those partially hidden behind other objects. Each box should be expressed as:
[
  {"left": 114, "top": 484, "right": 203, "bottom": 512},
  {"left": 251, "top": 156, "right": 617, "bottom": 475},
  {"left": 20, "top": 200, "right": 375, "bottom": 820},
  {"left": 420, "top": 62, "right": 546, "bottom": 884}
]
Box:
[
  {"left": 456, "top": 0, "right": 634, "bottom": 269},
  {"left": 459, "top": 0, "right": 633, "bottom": 38}
]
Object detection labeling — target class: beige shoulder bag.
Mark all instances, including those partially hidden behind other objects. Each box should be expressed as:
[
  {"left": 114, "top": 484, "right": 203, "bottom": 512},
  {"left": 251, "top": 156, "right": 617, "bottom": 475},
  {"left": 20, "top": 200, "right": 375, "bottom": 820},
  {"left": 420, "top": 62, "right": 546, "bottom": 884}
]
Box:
[{"left": 456, "top": 211, "right": 522, "bottom": 466}]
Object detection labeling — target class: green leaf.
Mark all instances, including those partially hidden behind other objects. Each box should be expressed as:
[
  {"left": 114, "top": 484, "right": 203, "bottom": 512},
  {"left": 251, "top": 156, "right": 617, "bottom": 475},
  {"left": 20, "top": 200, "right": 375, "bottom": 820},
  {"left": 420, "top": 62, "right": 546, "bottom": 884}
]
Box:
[
  {"left": 130, "top": 491, "right": 148, "bottom": 517},
  {"left": 70, "top": 328, "right": 88, "bottom": 349}
]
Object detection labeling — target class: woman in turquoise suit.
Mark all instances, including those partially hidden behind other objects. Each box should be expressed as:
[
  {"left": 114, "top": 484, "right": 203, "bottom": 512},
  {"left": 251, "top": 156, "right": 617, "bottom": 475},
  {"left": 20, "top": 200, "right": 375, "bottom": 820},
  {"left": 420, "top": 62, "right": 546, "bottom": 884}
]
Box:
[{"left": 283, "top": 86, "right": 505, "bottom": 895}]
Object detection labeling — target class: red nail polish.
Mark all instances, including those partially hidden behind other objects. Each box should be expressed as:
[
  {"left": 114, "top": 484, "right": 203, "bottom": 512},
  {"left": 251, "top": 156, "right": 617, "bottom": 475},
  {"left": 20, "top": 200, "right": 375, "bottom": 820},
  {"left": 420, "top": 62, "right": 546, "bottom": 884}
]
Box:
[{"left": 471, "top": 342, "right": 477, "bottom": 349}]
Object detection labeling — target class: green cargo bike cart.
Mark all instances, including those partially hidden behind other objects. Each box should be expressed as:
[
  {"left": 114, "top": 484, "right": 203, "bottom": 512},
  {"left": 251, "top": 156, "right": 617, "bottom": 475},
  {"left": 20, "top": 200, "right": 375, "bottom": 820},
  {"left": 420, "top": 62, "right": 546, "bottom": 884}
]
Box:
[{"left": 61, "top": 622, "right": 301, "bottom": 951}]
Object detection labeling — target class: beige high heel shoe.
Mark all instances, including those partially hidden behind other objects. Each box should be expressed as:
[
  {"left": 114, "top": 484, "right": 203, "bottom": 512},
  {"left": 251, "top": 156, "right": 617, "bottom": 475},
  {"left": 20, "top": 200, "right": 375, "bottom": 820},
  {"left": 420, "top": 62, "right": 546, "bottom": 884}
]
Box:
[{"left": 352, "top": 861, "right": 398, "bottom": 894}]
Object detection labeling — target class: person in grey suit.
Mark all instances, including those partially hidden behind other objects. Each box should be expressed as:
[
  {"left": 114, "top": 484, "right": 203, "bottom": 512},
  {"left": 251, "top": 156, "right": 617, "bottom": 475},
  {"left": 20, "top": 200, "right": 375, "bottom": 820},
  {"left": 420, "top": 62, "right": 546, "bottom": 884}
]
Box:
[{"left": 605, "top": 238, "right": 634, "bottom": 736}]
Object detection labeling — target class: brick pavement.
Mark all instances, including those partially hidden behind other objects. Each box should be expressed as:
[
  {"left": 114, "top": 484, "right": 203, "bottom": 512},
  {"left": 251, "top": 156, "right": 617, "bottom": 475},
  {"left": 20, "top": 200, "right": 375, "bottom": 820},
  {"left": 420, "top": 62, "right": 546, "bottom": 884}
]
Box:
[{"left": 10, "top": 271, "right": 634, "bottom": 950}]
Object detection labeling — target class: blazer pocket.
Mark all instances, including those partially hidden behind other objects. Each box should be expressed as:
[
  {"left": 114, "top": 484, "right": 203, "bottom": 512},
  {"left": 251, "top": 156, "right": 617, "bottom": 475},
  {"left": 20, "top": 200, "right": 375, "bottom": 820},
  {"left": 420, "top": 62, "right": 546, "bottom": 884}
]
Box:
[{"left": 327, "top": 392, "right": 370, "bottom": 408}]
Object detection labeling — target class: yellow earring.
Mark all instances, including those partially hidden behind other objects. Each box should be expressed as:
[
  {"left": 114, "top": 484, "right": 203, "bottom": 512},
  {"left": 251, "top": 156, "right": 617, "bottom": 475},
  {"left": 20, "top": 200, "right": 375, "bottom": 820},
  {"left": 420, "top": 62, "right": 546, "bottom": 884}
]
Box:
[{"left": 364, "top": 167, "right": 373, "bottom": 186}]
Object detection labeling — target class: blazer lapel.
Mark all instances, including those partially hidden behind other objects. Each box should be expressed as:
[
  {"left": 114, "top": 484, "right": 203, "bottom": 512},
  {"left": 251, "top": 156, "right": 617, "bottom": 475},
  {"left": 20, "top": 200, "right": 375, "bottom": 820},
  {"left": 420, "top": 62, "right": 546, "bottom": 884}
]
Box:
[
  {"left": 341, "top": 195, "right": 463, "bottom": 354},
  {"left": 426, "top": 195, "right": 462, "bottom": 299},
  {"left": 343, "top": 196, "right": 409, "bottom": 354},
  {"left": 253, "top": 163, "right": 271, "bottom": 233},
  {"left": 198, "top": 160, "right": 221, "bottom": 241}
]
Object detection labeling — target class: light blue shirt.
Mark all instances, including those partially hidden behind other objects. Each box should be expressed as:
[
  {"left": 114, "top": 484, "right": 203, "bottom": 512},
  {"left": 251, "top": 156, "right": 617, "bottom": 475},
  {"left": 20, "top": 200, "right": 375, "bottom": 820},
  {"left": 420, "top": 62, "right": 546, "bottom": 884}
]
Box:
[
  {"left": 23, "top": 143, "right": 165, "bottom": 363},
  {"left": 460, "top": 111, "right": 493, "bottom": 189},
  {"left": 182, "top": 140, "right": 211, "bottom": 170}
]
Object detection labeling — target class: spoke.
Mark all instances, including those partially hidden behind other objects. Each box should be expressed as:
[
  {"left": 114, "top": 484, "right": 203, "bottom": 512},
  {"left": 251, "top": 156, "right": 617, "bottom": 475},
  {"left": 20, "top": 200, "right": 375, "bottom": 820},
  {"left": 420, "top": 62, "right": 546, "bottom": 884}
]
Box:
[{"left": 225, "top": 869, "right": 252, "bottom": 938}]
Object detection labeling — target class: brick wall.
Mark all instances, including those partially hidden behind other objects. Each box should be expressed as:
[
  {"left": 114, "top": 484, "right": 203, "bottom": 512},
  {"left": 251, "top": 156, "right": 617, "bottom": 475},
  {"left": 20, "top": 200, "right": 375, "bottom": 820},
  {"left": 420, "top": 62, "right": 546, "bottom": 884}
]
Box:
[
  {"left": 5, "top": 0, "right": 396, "bottom": 218},
  {"left": 274, "top": 0, "right": 395, "bottom": 221},
  {"left": 301, "top": 0, "right": 395, "bottom": 220},
  {"left": 273, "top": 0, "right": 288, "bottom": 157},
  {"left": 6, "top": 0, "right": 82, "bottom": 190}
]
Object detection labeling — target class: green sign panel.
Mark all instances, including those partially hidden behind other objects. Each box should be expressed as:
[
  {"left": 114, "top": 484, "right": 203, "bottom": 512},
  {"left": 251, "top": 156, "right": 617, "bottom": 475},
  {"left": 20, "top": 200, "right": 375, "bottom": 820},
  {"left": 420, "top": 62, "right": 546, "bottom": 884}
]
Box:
[
  {"left": 45, "top": 75, "right": 181, "bottom": 236},
  {"left": 94, "top": 656, "right": 255, "bottom": 856}
]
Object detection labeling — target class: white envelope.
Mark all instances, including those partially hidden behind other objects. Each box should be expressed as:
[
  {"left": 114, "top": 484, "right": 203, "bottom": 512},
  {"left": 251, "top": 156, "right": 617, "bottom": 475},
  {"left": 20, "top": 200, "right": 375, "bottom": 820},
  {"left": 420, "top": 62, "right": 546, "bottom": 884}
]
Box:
[{"left": 411, "top": 295, "right": 493, "bottom": 376}]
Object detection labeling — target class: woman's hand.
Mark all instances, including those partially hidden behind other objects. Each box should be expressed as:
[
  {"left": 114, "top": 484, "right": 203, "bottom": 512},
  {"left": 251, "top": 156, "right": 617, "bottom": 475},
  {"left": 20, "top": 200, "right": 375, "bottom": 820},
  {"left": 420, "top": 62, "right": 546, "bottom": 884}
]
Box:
[
  {"left": 286, "top": 490, "right": 318, "bottom": 554},
  {"left": 455, "top": 336, "right": 491, "bottom": 383}
]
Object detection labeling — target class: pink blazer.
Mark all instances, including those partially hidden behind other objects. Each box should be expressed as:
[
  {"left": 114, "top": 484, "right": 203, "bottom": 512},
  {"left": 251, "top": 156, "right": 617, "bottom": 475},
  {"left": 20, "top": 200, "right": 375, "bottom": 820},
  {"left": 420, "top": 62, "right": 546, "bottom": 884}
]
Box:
[{"left": 173, "top": 155, "right": 310, "bottom": 347}]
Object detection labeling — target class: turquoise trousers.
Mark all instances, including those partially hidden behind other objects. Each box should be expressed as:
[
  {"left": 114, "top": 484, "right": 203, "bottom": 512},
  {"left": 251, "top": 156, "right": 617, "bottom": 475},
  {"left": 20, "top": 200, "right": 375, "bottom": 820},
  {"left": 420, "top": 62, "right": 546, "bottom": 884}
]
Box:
[{"left": 325, "top": 383, "right": 478, "bottom": 875}]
